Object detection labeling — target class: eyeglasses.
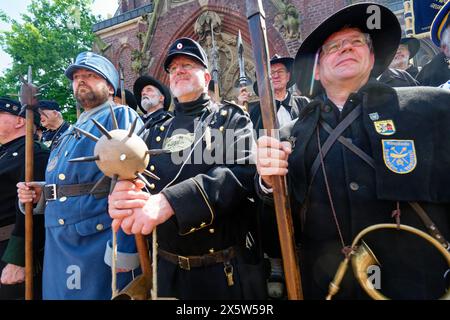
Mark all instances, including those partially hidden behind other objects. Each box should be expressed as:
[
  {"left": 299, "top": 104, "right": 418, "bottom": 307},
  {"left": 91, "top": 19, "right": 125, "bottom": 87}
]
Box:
[
  {"left": 321, "top": 33, "right": 371, "bottom": 56},
  {"left": 168, "top": 63, "right": 198, "bottom": 75},
  {"left": 270, "top": 69, "right": 288, "bottom": 77}
]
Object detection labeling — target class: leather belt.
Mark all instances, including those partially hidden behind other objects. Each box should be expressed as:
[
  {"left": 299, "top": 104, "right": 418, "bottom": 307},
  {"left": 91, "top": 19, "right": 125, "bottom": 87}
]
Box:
[
  {"left": 158, "top": 247, "right": 236, "bottom": 271},
  {"left": 44, "top": 178, "right": 110, "bottom": 201},
  {"left": 0, "top": 224, "right": 14, "bottom": 242}
]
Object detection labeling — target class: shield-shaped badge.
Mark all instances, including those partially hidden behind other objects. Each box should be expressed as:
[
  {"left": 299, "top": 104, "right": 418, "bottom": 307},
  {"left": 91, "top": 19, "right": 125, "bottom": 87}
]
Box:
[
  {"left": 163, "top": 133, "right": 195, "bottom": 153},
  {"left": 374, "top": 120, "right": 396, "bottom": 136},
  {"left": 382, "top": 140, "right": 417, "bottom": 174}
]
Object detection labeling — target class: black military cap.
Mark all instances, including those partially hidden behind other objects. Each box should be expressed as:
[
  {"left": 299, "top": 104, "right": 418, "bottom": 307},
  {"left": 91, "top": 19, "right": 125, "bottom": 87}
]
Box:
[
  {"left": 133, "top": 75, "right": 172, "bottom": 112},
  {"left": 115, "top": 89, "right": 138, "bottom": 111},
  {"left": 0, "top": 97, "right": 41, "bottom": 127},
  {"left": 399, "top": 37, "right": 420, "bottom": 59},
  {"left": 0, "top": 97, "right": 22, "bottom": 116},
  {"left": 163, "top": 38, "right": 208, "bottom": 73},
  {"left": 37, "top": 100, "right": 61, "bottom": 112}
]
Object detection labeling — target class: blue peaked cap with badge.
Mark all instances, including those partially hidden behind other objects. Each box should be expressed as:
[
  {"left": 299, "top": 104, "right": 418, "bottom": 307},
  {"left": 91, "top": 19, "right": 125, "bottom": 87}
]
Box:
[
  {"left": 65, "top": 51, "right": 119, "bottom": 92},
  {"left": 163, "top": 38, "right": 209, "bottom": 72}
]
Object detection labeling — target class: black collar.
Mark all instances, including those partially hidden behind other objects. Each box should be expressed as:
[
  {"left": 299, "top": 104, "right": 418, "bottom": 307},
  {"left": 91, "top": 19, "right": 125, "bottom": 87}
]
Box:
[{"left": 174, "top": 93, "right": 210, "bottom": 116}]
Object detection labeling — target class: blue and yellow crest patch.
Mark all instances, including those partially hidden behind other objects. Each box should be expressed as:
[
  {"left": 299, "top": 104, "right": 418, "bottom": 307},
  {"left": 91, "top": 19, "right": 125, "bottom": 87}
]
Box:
[
  {"left": 382, "top": 140, "right": 417, "bottom": 174},
  {"left": 374, "top": 120, "right": 395, "bottom": 136}
]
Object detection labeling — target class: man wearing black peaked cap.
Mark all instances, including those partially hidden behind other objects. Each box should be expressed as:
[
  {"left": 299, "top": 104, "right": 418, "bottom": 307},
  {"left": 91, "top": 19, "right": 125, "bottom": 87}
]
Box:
[
  {"left": 0, "top": 97, "right": 49, "bottom": 299},
  {"left": 109, "top": 37, "right": 266, "bottom": 299},
  {"left": 255, "top": 3, "right": 450, "bottom": 300}
]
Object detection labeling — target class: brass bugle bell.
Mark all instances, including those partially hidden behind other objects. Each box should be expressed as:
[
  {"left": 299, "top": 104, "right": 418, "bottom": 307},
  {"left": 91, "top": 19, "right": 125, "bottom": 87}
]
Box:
[
  {"left": 112, "top": 274, "right": 152, "bottom": 300},
  {"left": 326, "top": 223, "right": 450, "bottom": 300}
]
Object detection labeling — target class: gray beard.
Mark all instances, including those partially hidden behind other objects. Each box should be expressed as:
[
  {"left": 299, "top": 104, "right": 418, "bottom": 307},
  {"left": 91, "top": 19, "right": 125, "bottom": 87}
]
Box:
[{"left": 141, "top": 96, "right": 160, "bottom": 112}]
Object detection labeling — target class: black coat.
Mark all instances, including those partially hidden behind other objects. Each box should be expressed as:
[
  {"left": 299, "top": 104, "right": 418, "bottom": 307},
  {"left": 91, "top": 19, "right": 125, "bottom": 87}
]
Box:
[
  {"left": 406, "top": 65, "right": 419, "bottom": 79},
  {"left": 378, "top": 68, "right": 419, "bottom": 87},
  {"left": 258, "top": 81, "right": 450, "bottom": 299},
  {"left": 0, "top": 136, "right": 49, "bottom": 299},
  {"left": 144, "top": 94, "right": 264, "bottom": 299},
  {"left": 416, "top": 53, "right": 450, "bottom": 87},
  {"left": 248, "top": 92, "right": 309, "bottom": 260}
]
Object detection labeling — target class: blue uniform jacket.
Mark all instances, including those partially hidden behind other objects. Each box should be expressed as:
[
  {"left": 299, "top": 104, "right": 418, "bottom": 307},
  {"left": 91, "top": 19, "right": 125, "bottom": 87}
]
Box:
[{"left": 43, "top": 102, "right": 143, "bottom": 300}]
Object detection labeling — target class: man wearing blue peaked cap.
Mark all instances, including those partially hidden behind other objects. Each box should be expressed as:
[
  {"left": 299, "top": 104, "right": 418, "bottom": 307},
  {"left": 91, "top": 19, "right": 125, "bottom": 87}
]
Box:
[
  {"left": 16, "top": 51, "right": 143, "bottom": 299},
  {"left": 65, "top": 51, "right": 119, "bottom": 93}
]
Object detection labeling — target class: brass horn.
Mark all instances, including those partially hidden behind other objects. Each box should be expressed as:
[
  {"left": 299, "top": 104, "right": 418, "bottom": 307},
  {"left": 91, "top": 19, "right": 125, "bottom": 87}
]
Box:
[
  {"left": 112, "top": 274, "right": 152, "bottom": 300},
  {"left": 326, "top": 224, "right": 450, "bottom": 300}
]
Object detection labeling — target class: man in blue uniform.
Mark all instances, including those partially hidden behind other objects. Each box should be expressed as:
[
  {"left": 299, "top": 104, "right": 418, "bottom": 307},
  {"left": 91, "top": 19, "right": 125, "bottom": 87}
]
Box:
[
  {"left": 0, "top": 98, "right": 49, "bottom": 299},
  {"left": 256, "top": 3, "right": 450, "bottom": 299},
  {"left": 37, "top": 100, "right": 70, "bottom": 150},
  {"left": 17, "top": 52, "right": 142, "bottom": 299},
  {"left": 109, "top": 38, "right": 266, "bottom": 300}
]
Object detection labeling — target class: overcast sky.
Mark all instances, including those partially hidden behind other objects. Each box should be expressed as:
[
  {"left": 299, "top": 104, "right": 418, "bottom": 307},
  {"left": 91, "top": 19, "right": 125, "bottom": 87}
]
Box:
[{"left": 0, "top": 0, "right": 118, "bottom": 74}]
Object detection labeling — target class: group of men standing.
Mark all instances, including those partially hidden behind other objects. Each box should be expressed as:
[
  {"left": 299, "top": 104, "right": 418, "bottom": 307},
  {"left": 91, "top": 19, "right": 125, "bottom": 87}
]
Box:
[{"left": 0, "top": 1, "right": 450, "bottom": 300}]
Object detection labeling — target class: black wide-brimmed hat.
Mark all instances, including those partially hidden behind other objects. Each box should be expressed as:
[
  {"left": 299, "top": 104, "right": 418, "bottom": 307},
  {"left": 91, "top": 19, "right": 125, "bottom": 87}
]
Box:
[
  {"left": 114, "top": 89, "right": 138, "bottom": 111},
  {"left": 253, "top": 55, "right": 295, "bottom": 96},
  {"left": 133, "top": 75, "right": 172, "bottom": 113},
  {"left": 399, "top": 37, "right": 420, "bottom": 59},
  {"left": 294, "top": 3, "right": 401, "bottom": 97}
]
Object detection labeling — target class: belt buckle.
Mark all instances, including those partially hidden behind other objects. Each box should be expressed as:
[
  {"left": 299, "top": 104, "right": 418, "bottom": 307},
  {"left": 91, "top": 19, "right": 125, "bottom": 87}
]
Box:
[
  {"left": 178, "top": 255, "right": 190, "bottom": 270},
  {"left": 47, "top": 184, "right": 57, "bottom": 201}
]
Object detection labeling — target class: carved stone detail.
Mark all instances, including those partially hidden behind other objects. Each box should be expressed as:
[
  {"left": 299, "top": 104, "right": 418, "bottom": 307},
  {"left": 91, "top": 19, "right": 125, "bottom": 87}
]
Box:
[
  {"left": 272, "top": 0, "right": 301, "bottom": 41},
  {"left": 194, "top": 11, "right": 256, "bottom": 101}
]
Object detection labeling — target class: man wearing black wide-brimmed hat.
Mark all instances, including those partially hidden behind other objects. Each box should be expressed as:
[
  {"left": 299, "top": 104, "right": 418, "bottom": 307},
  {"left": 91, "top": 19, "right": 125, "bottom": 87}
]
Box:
[
  {"left": 378, "top": 37, "right": 420, "bottom": 87},
  {"left": 390, "top": 37, "right": 421, "bottom": 78},
  {"left": 238, "top": 55, "right": 309, "bottom": 132},
  {"left": 255, "top": 3, "right": 450, "bottom": 299},
  {"left": 132, "top": 75, "right": 173, "bottom": 135}
]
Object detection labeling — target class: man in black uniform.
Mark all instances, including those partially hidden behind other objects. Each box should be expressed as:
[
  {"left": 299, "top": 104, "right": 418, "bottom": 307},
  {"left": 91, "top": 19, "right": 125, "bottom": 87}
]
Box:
[
  {"left": 239, "top": 55, "right": 309, "bottom": 299},
  {"left": 37, "top": 100, "right": 70, "bottom": 150},
  {"left": 390, "top": 37, "right": 421, "bottom": 78},
  {"left": 109, "top": 38, "right": 264, "bottom": 300},
  {"left": 133, "top": 75, "right": 173, "bottom": 135},
  {"left": 256, "top": 3, "right": 450, "bottom": 300},
  {"left": 238, "top": 55, "right": 309, "bottom": 134},
  {"left": 0, "top": 98, "right": 49, "bottom": 299},
  {"left": 416, "top": 1, "right": 450, "bottom": 86}
]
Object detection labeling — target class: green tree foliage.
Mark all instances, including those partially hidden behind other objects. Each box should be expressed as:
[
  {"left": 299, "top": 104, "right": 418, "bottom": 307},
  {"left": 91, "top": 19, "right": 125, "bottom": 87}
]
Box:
[{"left": 0, "top": 0, "right": 99, "bottom": 123}]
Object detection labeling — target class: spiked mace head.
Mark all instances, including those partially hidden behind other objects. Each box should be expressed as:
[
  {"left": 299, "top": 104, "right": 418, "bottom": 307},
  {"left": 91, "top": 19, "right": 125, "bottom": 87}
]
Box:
[
  {"left": 94, "top": 128, "right": 149, "bottom": 180},
  {"left": 70, "top": 104, "right": 164, "bottom": 192}
]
